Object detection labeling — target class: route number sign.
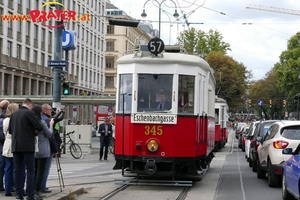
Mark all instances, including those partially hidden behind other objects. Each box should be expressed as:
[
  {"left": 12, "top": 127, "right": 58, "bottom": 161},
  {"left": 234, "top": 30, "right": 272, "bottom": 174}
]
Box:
[{"left": 148, "top": 37, "right": 165, "bottom": 56}]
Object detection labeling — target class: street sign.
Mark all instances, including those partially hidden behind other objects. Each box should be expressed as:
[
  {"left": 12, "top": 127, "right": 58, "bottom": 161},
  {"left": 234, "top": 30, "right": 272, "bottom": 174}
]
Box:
[
  {"left": 258, "top": 100, "right": 263, "bottom": 106},
  {"left": 48, "top": 60, "right": 67, "bottom": 67},
  {"left": 62, "top": 30, "right": 77, "bottom": 50}
]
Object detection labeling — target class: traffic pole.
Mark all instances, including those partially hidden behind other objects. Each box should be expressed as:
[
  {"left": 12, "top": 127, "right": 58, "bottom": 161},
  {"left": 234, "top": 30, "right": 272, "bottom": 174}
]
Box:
[{"left": 52, "top": 0, "right": 63, "bottom": 110}]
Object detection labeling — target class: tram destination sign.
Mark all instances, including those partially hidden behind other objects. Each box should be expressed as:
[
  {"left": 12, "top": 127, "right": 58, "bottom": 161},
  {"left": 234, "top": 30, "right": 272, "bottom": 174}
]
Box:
[
  {"left": 47, "top": 60, "right": 67, "bottom": 67},
  {"left": 131, "top": 113, "right": 177, "bottom": 124}
]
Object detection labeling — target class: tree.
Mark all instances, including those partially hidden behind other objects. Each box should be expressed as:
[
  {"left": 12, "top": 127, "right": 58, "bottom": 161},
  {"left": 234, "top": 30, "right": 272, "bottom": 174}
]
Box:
[
  {"left": 274, "top": 32, "right": 300, "bottom": 100},
  {"left": 206, "top": 51, "right": 251, "bottom": 113},
  {"left": 177, "top": 28, "right": 231, "bottom": 57}
]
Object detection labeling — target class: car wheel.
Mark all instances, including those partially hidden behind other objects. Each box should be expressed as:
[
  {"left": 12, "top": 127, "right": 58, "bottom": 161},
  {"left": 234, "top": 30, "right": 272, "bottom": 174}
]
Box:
[
  {"left": 249, "top": 158, "right": 252, "bottom": 167},
  {"left": 252, "top": 157, "right": 257, "bottom": 172},
  {"left": 282, "top": 172, "right": 294, "bottom": 200},
  {"left": 267, "top": 160, "right": 280, "bottom": 187},
  {"left": 257, "top": 159, "right": 266, "bottom": 179}
]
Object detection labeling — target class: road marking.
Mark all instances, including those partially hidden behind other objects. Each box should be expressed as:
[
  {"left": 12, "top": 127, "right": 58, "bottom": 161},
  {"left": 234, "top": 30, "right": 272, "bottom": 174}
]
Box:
[{"left": 237, "top": 147, "right": 247, "bottom": 200}]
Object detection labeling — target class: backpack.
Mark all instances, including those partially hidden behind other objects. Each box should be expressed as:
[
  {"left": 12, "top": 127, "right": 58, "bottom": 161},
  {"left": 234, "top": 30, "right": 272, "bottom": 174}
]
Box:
[{"left": 0, "top": 117, "right": 5, "bottom": 141}]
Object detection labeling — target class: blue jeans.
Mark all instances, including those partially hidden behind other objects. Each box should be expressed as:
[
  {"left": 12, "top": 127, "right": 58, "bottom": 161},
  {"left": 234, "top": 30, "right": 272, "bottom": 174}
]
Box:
[
  {"left": 4, "top": 157, "right": 13, "bottom": 195},
  {"left": 0, "top": 144, "right": 5, "bottom": 190},
  {"left": 13, "top": 152, "right": 35, "bottom": 198},
  {"left": 41, "top": 152, "right": 53, "bottom": 191}
]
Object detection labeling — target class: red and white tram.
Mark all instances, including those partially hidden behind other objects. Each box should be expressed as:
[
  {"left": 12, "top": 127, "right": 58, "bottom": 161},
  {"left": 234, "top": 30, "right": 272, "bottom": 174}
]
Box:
[
  {"left": 214, "top": 96, "right": 229, "bottom": 151},
  {"left": 113, "top": 43, "right": 216, "bottom": 181}
]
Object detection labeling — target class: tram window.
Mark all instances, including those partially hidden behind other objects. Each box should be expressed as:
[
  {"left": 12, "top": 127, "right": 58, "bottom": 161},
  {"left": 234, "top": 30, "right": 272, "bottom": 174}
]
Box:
[
  {"left": 178, "top": 75, "right": 194, "bottom": 114},
  {"left": 137, "top": 74, "right": 173, "bottom": 112},
  {"left": 215, "top": 109, "right": 220, "bottom": 124},
  {"left": 118, "top": 74, "right": 132, "bottom": 113}
]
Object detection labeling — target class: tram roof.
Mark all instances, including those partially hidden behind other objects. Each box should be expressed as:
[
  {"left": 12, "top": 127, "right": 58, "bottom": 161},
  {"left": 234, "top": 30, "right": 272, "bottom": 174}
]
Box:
[{"left": 117, "top": 51, "right": 214, "bottom": 75}]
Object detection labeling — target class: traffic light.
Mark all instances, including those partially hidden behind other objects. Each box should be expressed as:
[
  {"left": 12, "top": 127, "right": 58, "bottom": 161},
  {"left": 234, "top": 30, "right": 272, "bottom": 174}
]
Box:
[
  {"left": 269, "top": 99, "right": 272, "bottom": 106},
  {"left": 248, "top": 99, "right": 252, "bottom": 105},
  {"left": 62, "top": 83, "right": 70, "bottom": 95},
  {"left": 282, "top": 100, "right": 286, "bottom": 107}
]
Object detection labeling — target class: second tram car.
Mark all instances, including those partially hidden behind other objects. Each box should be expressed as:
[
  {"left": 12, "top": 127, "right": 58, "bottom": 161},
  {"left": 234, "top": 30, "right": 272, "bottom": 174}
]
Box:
[
  {"left": 214, "top": 96, "right": 229, "bottom": 151},
  {"left": 113, "top": 43, "right": 216, "bottom": 181}
]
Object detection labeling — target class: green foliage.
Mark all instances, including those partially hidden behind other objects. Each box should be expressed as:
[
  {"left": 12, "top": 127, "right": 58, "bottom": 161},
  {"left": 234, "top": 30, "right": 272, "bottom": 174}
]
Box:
[{"left": 177, "top": 28, "right": 231, "bottom": 56}]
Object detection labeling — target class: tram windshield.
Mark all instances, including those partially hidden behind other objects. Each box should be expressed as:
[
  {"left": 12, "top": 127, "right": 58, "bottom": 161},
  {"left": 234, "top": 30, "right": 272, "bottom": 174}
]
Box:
[{"left": 137, "top": 74, "right": 173, "bottom": 112}]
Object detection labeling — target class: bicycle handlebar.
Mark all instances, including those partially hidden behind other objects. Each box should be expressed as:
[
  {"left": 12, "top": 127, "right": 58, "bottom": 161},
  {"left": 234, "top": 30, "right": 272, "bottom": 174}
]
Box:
[{"left": 66, "top": 130, "right": 75, "bottom": 136}]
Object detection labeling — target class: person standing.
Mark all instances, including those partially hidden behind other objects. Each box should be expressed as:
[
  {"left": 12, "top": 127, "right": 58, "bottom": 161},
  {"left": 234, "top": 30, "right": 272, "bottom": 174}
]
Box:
[
  {"left": 0, "top": 99, "right": 9, "bottom": 192},
  {"left": 32, "top": 105, "right": 54, "bottom": 199},
  {"left": 98, "top": 118, "right": 113, "bottom": 161},
  {"left": 2, "top": 103, "right": 18, "bottom": 196},
  {"left": 8, "top": 99, "right": 43, "bottom": 200},
  {"left": 40, "top": 104, "right": 58, "bottom": 194}
]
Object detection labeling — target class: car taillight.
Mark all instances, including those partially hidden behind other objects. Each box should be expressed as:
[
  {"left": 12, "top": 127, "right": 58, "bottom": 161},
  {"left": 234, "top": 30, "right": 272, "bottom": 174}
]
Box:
[
  {"left": 273, "top": 140, "right": 289, "bottom": 149},
  {"left": 255, "top": 141, "right": 260, "bottom": 149}
]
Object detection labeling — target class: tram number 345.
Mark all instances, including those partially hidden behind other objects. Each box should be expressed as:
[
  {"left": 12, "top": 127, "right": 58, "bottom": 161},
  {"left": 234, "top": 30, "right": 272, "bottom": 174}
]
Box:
[
  {"left": 147, "top": 37, "right": 165, "bottom": 56},
  {"left": 144, "top": 125, "right": 163, "bottom": 136}
]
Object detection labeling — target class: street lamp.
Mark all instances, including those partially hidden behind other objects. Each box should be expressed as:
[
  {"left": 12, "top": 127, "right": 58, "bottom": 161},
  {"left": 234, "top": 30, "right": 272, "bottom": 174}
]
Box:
[{"left": 141, "top": 0, "right": 179, "bottom": 38}]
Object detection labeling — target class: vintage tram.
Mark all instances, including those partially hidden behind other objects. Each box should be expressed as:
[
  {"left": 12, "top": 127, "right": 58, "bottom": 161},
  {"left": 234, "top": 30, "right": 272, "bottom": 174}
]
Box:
[
  {"left": 113, "top": 40, "right": 216, "bottom": 181},
  {"left": 214, "top": 96, "right": 229, "bottom": 151}
]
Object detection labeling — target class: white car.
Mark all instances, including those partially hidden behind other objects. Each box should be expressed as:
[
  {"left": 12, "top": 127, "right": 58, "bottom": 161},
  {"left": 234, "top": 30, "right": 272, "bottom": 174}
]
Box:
[
  {"left": 245, "top": 121, "right": 259, "bottom": 163},
  {"left": 256, "top": 120, "right": 300, "bottom": 187}
]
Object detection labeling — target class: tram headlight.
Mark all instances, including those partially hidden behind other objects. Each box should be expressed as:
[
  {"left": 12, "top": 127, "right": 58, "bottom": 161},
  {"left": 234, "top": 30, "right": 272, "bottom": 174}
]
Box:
[{"left": 146, "top": 139, "right": 159, "bottom": 152}]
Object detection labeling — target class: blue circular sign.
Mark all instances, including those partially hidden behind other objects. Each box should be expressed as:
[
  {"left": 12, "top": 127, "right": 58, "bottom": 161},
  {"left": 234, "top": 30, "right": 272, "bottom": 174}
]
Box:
[{"left": 62, "top": 30, "right": 77, "bottom": 50}]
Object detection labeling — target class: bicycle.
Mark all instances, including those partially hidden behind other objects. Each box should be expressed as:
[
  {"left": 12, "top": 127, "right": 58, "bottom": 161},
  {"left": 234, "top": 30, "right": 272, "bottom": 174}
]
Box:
[{"left": 60, "top": 130, "right": 82, "bottom": 159}]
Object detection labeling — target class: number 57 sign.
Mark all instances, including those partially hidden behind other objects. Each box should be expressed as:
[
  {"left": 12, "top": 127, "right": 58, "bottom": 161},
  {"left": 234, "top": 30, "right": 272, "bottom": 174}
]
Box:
[{"left": 147, "top": 37, "right": 165, "bottom": 56}]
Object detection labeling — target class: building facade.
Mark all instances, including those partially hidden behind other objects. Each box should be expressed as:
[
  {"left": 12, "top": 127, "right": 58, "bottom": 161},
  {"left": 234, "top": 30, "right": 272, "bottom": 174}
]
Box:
[
  {"left": 0, "top": 0, "right": 106, "bottom": 124},
  {"left": 104, "top": 2, "right": 154, "bottom": 96}
]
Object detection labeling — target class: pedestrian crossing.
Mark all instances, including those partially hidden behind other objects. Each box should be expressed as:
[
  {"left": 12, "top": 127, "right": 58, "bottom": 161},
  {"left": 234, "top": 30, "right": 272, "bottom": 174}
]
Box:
[{"left": 48, "top": 162, "right": 106, "bottom": 179}]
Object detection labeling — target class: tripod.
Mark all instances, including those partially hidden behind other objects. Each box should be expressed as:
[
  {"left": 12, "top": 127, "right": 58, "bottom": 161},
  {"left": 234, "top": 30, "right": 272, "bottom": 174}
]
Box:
[{"left": 55, "top": 155, "right": 65, "bottom": 192}]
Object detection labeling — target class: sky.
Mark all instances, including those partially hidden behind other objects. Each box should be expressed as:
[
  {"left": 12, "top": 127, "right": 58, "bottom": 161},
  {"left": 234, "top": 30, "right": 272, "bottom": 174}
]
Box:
[{"left": 108, "top": 0, "right": 300, "bottom": 81}]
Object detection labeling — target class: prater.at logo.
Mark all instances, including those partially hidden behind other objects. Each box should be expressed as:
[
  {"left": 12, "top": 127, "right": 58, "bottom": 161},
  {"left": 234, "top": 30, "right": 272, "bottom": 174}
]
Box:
[{"left": 1, "top": 1, "right": 91, "bottom": 28}]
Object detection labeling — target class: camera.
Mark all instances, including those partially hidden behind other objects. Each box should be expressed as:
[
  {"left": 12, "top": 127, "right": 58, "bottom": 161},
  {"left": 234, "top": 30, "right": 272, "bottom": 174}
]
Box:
[{"left": 51, "top": 108, "right": 57, "bottom": 117}]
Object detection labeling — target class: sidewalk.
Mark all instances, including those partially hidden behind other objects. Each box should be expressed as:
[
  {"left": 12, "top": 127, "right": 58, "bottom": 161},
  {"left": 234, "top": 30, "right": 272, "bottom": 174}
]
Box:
[{"left": 0, "top": 137, "right": 101, "bottom": 200}]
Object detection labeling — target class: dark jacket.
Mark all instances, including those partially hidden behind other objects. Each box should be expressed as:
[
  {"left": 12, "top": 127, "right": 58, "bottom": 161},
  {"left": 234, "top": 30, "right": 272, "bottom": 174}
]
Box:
[
  {"left": 152, "top": 101, "right": 172, "bottom": 109},
  {"left": 9, "top": 106, "right": 43, "bottom": 153},
  {"left": 98, "top": 123, "right": 113, "bottom": 143},
  {"left": 41, "top": 112, "right": 58, "bottom": 154}
]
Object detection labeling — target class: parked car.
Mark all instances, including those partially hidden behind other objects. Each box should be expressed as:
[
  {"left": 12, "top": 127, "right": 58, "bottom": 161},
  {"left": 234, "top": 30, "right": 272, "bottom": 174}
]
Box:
[
  {"left": 245, "top": 121, "right": 259, "bottom": 163},
  {"left": 256, "top": 120, "right": 300, "bottom": 187},
  {"left": 282, "top": 143, "right": 300, "bottom": 200},
  {"left": 249, "top": 120, "right": 279, "bottom": 172},
  {"left": 236, "top": 122, "right": 247, "bottom": 139},
  {"left": 239, "top": 125, "right": 249, "bottom": 152}
]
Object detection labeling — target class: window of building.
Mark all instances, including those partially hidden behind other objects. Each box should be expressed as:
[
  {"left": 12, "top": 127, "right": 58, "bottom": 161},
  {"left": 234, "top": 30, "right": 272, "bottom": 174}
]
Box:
[
  {"left": 86, "top": 49, "right": 88, "bottom": 62},
  {"left": 41, "top": 53, "right": 45, "bottom": 66},
  {"left": 107, "top": 25, "right": 114, "bottom": 34},
  {"left": 0, "top": 39, "right": 2, "bottom": 55},
  {"left": 81, "top": 67, "right": 84, "bottom": 80},
  {"left": 106, "top": 41, "right": 114, "bottom": 51},
  {"left": 26, "top": 22, "right": 30, "bottom": 36},
  {"left": 17, "top": 44, "right": 21, "bottom": 59},
  {"left": 0, "top": 8, "right": 2, "bottom": 25},
  {"left": 41, "top": 28, "right": 45, "bottom": 43},
  {"left": 48, "top": 32, "right": 52, "bottom": 44},
  {"left": 106, "top": 57, "right": 114, "bottom": 68},
  {"left": 106, "top": 76, "right": 114, "bottom": 88},
  {"left": 85, "top": 69, "right": 88, "bottom": 81},
  {"left": 8, "top": 12, "right": 12, "bottom": 29},
  {"left": 25, "top": 47, "right": 30, "bottom": 62},
  {"left": 34, "top": 25, "right": 38, "bottom": 39},
  {"left": 17, "top": 20, "right": 22, "bottom": 33},
  {"left": 33, "top": 50, "right": 38, "bottom": 64},
  {"left": 7, "top": 41, "right": 12, "bottom": 57}
]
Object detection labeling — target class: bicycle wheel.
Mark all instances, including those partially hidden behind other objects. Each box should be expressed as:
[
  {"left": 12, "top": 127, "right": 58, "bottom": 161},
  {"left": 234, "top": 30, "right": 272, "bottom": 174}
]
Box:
[{"left": 69, "top": 143, "right": 82, "bottom": 159}]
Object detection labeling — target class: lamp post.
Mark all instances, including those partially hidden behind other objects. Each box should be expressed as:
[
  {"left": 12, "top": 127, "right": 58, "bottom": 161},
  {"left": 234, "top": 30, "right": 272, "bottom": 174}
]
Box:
[{"left": 141, "top": 0, "right": 179, "bottom": 38}]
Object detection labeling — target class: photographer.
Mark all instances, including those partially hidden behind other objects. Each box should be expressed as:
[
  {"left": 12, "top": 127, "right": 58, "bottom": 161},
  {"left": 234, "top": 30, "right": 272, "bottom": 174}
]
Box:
[{"left": 51, "top": 109, "right": 65, "bottom": 157}]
